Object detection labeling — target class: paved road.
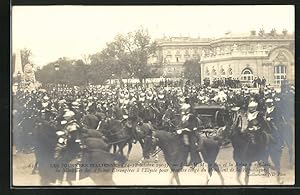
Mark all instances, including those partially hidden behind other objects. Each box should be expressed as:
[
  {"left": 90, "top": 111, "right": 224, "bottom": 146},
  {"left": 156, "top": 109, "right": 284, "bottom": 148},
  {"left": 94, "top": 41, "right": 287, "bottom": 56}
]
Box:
[{"left": 13, "top": 143, "right": 294, "bottom": 186}]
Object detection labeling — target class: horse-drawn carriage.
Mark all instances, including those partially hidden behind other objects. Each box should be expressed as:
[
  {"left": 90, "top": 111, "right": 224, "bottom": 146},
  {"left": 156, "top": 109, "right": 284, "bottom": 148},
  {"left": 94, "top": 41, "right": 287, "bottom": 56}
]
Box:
[{"left": 193, "top": 104, "right": 230, "bottom": 137}]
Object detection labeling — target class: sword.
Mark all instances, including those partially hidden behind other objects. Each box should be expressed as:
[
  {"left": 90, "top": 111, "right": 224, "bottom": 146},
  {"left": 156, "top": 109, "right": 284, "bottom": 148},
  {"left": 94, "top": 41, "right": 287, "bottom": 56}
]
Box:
[{"left": 96, "top": 120, "right": 102, "bottom": 130}]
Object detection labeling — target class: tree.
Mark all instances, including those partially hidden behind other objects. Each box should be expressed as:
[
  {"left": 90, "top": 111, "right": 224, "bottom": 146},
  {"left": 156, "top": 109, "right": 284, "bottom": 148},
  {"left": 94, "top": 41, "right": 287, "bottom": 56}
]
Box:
[
  {"left": 36, "top": 57, "right": 87, "bottom": 86},
  {"left": 183, "top": 60, "right": 201, "bottom": 83},
  {"left": 20, "top": 48, "right": 32, "bottom": 67},
  {"left": 90, "top": 27, "right": 157, "bottom": 84},
  {"left": 37, "top": 27, "right": 158, "bottom": 86}
]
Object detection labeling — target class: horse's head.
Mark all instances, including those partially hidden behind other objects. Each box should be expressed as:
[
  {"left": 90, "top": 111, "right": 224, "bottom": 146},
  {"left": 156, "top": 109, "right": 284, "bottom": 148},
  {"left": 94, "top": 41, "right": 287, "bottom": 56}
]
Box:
[{"left": 142, "top": 131, "right": 158, "bottom": 159}]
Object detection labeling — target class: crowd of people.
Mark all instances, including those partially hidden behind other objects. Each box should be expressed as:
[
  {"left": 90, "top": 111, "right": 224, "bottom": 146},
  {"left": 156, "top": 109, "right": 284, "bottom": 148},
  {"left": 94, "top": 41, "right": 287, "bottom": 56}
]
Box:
[
  {"left": 204, "top": 77, "right": 242, "bottom": 88},
  {"left": 12, "top": 79, "right": 294, "bottom": 153},
  {"left": 11, "top": 76, "right": 296, "bottom": 186}
]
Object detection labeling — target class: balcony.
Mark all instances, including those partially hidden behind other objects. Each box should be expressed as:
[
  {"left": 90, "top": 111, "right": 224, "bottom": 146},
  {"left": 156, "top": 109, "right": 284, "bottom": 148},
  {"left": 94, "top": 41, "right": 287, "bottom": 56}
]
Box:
[{"left": 201, "top": 49, "right": 270, "bottom": 62}]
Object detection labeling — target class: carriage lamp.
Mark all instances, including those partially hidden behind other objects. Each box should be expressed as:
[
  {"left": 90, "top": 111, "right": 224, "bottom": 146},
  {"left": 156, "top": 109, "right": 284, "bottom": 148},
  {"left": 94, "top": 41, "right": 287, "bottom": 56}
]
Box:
[{"left": 17, "top": 71, "right": 22, "bottom": 83}]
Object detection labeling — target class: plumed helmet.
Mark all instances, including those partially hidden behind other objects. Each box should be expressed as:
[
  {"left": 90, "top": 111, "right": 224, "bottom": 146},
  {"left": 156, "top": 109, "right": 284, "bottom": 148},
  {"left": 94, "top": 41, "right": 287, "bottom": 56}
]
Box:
[
  {"left": 248, "top": 101, "right": 258, "bottom": 108},
  {"left": 42, "top": 102, "right": 49, "bottom": 108},
  {"left": 265, "top": 98, "right": 274, "bottom": 103},
  {"left": 63, "top": 110, "right": 75, "bottom": 120},
  {"left": 43, "top": 96, "right": 49, "bottom": 101},
  {"left": 72, "top": 101, "right": 79, "bottom": 108},
  {"left": 180, "top": 103, "right": 191, "bottom": 113}
]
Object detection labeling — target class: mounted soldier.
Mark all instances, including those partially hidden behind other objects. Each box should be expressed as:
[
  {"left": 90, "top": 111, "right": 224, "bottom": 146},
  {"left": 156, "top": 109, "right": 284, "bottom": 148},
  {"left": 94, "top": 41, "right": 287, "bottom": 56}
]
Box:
[
  {"left": 264, "top": 98, "right": 284, "bottom": 147},
  {"left": 125, "top": 100, "right": 140, "bottom": 143},
  {"left": 243, "top": 101, "right": 268, "bottom": 145},
  {"left": 176, "top": 103, "right": 202, "bottom": 167},
  {"left": 54, "top": 110, "right": 83, "bottom": 182},
  {"left": 82, "top": 103, "right": 100, "bottom": 130},
  {"left": 162, "top": 104, "right": 176, "bottom": 131}
]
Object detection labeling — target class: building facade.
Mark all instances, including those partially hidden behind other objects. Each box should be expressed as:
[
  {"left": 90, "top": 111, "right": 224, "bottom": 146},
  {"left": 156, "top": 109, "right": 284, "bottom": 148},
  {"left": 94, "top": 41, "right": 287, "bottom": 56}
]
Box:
[{"left": 148, "top": 29, "right": 294, "bottom": 86}]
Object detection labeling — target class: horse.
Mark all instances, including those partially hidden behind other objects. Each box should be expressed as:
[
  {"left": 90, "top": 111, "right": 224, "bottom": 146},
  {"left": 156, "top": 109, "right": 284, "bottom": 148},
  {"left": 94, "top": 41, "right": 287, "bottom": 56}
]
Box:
[
  {"left": 225, "top": 113, "right": 284, "bottom": 185},
  {"left": 33, "top": 123, "right": 127, "bottom": 185},
  {"left": 142, "top": 104, "right": 157, "bottom": 125},
  {"left": 280, "top": 121, "right": 294, "bottom": 169},
  {"left": 16, "top": 114, "right": 36, "bottom": 153},
  {"left": 99, "top": 118, "right": 133, "bottom": 159},
  {"left": 277, "top": 93, "right": 294, "bottom": 169},
  {"left": 31, "top": 118, "right": 59, "bottom": 185},
  {"left": 142, "top": 130, "right": 224, "bottom": 185},
  {"left": 55, "top": 128, "right": 127, "bottom": 185}
]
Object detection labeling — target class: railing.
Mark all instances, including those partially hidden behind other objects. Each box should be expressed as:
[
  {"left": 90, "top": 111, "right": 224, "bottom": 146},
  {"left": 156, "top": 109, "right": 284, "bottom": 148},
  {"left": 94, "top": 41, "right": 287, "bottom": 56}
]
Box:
[{"left": 201, "top": 50, "right": 269, "bottom": 61}]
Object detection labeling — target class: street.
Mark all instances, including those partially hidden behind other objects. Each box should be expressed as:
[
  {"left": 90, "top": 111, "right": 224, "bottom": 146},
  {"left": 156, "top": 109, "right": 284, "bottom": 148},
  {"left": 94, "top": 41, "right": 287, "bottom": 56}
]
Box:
[{"left": 13, "top": 143, "right": 294, "bottom": 186}]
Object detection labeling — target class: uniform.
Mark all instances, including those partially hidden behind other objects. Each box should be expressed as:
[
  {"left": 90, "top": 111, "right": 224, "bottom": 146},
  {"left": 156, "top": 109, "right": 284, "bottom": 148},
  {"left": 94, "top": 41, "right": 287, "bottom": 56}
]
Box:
[
  {"left": 264, "top": 99, "right": 284, "bottom": 147},
  {"left": 178, "top": 104, "right": 201, "bottom": 167},
  {"left": 245, "top": 101, "right": 268, "bottom": 144}
]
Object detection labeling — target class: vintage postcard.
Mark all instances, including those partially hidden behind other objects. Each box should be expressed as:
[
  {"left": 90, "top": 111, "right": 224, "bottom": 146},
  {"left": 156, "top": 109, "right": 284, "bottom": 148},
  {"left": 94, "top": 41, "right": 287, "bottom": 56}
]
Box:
[{"left": 12, "top": 5, "right": 295, "bottom": 186}]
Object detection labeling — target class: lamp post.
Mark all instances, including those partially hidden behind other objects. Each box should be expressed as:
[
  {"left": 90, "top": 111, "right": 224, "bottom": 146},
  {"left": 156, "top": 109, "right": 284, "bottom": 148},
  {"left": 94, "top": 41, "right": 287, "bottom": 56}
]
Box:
[
  {"left": 54, "top": 63, "right": 59, "bottom": 91},
  {"left": 181, "top": 73, "right": 185, "bottom": 90},
  {"left": 17, "top": 71, "right": 21, "bottom": 89},
  {"left": 111, "top": 73, "right": 115, "bottom": 85}
]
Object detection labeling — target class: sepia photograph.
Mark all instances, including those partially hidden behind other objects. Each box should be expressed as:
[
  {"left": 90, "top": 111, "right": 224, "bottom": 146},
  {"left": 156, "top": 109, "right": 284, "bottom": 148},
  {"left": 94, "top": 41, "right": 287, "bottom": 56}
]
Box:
[{"left": 11, "top": 5, "right": 295, "bottom": 186}]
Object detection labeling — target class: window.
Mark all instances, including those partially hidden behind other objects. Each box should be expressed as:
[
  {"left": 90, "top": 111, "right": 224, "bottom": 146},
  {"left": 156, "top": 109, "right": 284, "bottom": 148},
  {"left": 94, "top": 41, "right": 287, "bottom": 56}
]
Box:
[
  {"left": 184, "top": 49, "right": 190, "bottom": 60},
  {"left": 206, "top": 68, "right": 210, "bottom": 76},
  {"left": 241, "top": 68, "right": 253, "bottom": 83},
  {"left": 274, "top": 65, "right": 287, "bottom": 86},
  {"left": 228, "top": 67, "right": 233, "bottom": 75},
  {"left": 220, "top": 68, "right": 226, "bottom": 77},
  {"left": 212, "top": 68, "right": 217, "bottom": 78}
]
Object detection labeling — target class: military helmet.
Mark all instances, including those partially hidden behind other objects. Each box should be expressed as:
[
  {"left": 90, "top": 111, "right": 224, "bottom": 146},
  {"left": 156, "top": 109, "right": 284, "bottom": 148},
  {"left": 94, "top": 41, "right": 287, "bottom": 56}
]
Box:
[
  {"left": 63, "top": 110, "right": 75, "bottom": 120},
  {"left": 180, "top": 103, "right": 191, "bottom": 114},
  {"left": 248, "top": 101, "right": 258, "bottom": 108}
]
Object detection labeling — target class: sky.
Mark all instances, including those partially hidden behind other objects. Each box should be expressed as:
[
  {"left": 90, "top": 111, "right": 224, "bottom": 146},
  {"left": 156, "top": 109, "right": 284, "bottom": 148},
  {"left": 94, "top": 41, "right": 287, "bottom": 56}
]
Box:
[{"left": 12, "top": 5, "right": 295, "bottom": 67}]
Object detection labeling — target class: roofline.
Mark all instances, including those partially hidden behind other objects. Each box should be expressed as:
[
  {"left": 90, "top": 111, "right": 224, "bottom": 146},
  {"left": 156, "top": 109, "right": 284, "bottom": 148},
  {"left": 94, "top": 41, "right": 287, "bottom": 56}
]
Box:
[{"left": 156, "top": 36, "right": 294, "bottom": 47}]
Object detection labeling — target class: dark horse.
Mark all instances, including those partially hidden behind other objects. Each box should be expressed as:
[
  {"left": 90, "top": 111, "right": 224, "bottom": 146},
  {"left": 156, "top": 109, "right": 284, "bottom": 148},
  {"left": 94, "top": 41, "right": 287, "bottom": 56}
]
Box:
[
  {"left": 32, "top": 119, "right": 58, "bottom": 185},
  {"left": 278, "top": 92, "right": 294, "bottom": 169},
  {"left": 33, "top": 123, "right": 127, "bottom": 185},
  {"left": 142, "top": 130, "right": 224, "bottom": 185},
  {"left": 227, "top": 115, "right": 284, "bottom": 185},
  {"left": 99, "top": 118, "right": 134, "bottom": 158}
]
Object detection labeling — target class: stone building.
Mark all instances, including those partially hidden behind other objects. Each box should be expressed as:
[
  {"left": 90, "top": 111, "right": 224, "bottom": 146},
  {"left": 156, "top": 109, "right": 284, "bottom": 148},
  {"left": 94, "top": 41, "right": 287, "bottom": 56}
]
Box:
[{"left": 148, "top": 29, "right": 294, "bottom": 86}]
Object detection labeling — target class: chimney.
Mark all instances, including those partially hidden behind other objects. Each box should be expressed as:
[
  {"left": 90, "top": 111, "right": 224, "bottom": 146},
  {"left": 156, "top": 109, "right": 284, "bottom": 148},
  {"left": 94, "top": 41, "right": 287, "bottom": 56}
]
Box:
[
  {"left": 250, "top": 30, "right": 256, "bottom": 36},
  {"left": 282, "top": 29, "right": 288, "bottom": 36},
  {"left": 258, "top": 28, "right": 265, "bottom": 36}
]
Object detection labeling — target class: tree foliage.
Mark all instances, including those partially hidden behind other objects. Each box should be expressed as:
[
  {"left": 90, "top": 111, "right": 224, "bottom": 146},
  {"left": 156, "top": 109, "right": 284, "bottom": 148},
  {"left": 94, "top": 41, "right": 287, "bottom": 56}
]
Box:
[
  {"left": 89, "top": 27, "right": 157, "bottom": 83},
  {"left": 36, "top": 57, "right": 91, "bottom": 86},
  {"left": 20, "top": 48, "right": 32, "bottom": 67},
  {"left": 35, "top": 27, "right": 157, "bottom": 85},
  {"left": 183, "top": 60, "right": 201, "bottom": 83}
]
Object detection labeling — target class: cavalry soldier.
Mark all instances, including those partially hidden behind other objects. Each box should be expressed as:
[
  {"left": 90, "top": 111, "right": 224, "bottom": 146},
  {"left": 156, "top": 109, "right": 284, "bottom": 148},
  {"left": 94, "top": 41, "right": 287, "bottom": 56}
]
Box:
[
  {"left": 177, "top": 103, "right": 202, "bottom": 167},
  {"left": 71, "top": 101, "right": 84, "bottom": 122},
  {"left": 111, "top": 102, "right": 124, "bottom": 120},
  {"left": 82, "top": 105, "right": 99, "bottom": 130},
  {"left": 162, "top": 104, "right": 176, "bottom": 131},
  {"left": 244, "top": 101, "right": 268, "bottom": 144},
  {"left": 54, "top": 110, "right": 82, "bottom": 165},
  {"left": 126, "top": 101, "right": 140, "bottom": 143},
  {"left": 264, "top": 98, "right": 284, "bottom": 147}
]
